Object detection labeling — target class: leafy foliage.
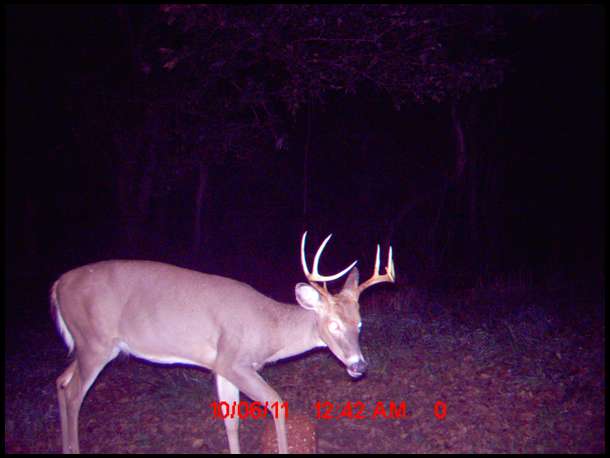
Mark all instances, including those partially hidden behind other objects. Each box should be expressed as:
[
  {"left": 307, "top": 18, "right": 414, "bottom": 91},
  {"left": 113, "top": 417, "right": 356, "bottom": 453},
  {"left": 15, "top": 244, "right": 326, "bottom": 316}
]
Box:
[{"left": 160, "top": 4, "right": 511, "bottom": 115}]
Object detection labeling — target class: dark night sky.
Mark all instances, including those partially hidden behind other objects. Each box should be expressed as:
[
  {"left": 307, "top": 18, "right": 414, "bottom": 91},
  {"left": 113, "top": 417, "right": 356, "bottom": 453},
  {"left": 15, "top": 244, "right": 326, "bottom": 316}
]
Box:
[{"left": 5, "top": 5, "right": 606, "bottom": 296}]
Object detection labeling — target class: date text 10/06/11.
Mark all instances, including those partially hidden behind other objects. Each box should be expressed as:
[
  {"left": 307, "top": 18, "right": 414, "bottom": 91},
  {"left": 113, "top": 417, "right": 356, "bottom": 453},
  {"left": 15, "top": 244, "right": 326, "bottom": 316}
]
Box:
[{"left": 210, "top": 401, "right": 288, "bottom": 420}]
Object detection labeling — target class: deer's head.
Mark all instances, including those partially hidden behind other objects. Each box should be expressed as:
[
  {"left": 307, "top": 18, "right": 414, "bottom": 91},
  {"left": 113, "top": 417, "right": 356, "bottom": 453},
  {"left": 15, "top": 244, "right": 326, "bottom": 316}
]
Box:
[{"left": 295, "top": 232, "right": 395, "bottom": 378}]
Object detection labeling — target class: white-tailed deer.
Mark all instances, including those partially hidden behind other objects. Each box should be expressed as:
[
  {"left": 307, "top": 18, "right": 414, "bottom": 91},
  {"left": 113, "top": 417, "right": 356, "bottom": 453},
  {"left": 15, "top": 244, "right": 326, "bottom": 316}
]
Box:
[{"left": 51, "top": 232, "right": 395, "bottom": 454}]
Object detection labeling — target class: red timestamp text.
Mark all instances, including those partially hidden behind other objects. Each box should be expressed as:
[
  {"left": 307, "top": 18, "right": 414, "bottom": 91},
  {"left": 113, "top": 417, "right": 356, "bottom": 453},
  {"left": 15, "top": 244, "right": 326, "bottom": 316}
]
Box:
[
  {"left": 315, "top": 400, "right": 407, "bottom": 420},
  {"left": 315, "top": 400, "right": 447, "bottom": 420},
  {"left": 209, "top": 401, "right": 289, "bottom": 420}
]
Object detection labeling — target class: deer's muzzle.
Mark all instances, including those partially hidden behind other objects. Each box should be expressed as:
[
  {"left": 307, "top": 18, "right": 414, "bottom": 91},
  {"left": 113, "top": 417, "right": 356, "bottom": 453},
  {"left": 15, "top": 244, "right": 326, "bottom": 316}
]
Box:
[{"left": 347, "top": 359, "right": 368, "bottom": 378}]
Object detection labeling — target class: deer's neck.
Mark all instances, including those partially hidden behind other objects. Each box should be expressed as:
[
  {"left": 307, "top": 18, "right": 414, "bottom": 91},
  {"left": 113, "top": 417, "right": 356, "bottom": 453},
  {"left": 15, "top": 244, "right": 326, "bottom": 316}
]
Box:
[{"left": 263, "top": 303, "right": 325, "bottom": 364}]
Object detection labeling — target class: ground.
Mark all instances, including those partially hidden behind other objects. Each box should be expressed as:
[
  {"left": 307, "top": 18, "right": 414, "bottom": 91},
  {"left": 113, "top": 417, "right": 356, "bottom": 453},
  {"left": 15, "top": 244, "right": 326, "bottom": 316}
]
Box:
[{"left": 4, "top": 274, "right": 605, "bottom": 453}]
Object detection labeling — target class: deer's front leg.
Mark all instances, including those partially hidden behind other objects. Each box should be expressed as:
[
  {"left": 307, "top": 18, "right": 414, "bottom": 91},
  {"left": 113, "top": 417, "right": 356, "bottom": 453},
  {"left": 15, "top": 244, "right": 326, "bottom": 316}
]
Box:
[{"left": 219, "top": 368, "right": 288, "bottom": 454}]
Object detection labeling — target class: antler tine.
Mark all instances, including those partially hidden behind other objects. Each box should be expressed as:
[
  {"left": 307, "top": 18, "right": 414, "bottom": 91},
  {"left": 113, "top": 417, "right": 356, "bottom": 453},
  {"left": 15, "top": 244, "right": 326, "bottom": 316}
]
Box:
[
  {"left": 358, "top": 244, "right": 395, "bottom": 293},
  {"left": 301, "top": 232, "right": 358, "bottom": 290},
  {"left": 300, "top": 231, "right": 312, "bottom": 277},
  {"left": 373, "top": 244, "right": 380, "bottom": 276},
  {"left": 385, "top": 245, "right": 395, "bottom": 279}
]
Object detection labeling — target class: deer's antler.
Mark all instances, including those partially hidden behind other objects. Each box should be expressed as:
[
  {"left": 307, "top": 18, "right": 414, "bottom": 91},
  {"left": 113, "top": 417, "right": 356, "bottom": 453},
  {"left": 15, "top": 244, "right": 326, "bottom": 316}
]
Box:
[
  {"left": 301, "top": 231, "right": 357, "bottom": 294},
  {"left": 357, "top": 244, "right": 395, "bottom": 293}
]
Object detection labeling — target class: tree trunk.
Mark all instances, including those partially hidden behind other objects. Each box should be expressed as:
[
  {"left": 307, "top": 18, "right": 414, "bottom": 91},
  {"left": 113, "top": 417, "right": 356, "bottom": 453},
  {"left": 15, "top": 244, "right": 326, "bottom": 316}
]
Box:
[
  {"left": 302, "top": 98, "right": 313, "bottom": 225},
  {"left": 137, "top": 144, "right": 157, "bottom": 218},
  {"left": 193, "top": 161, "right": 208, "bottom": 254},
  {"left": 115, "top": 131, "right": 139, "bottom": 252},
  {"left": 451, "top": 101, "right": 466, "bottom": 181},
  {"left": 450, "top": 99, "right": 471, "bottom": 267}
]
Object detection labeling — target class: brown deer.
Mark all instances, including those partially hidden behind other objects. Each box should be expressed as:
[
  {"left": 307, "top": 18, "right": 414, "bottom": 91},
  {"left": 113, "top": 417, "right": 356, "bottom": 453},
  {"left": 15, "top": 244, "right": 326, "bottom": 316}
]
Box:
[{"left": 51, "top": 232, "right": 395, "bottom": 453}]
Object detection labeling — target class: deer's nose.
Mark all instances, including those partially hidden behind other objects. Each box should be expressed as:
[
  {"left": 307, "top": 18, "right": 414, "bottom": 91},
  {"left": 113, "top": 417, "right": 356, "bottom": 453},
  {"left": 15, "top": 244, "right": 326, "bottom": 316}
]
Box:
[{"left": 347, "top": 359, "right": 368, "bottom": 378}]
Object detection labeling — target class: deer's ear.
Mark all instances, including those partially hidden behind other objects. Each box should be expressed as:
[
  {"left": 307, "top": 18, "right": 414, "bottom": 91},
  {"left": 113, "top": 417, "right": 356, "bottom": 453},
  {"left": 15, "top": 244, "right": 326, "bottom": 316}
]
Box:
[
  {"left": 338, "top": 268, "right": 360, "bottom": 302},
  {"left": 341, "top": 267, "right": 359, "bottom": 293},
  {"left": 295, "top": 283, "right": 322, "bottom": 311}
]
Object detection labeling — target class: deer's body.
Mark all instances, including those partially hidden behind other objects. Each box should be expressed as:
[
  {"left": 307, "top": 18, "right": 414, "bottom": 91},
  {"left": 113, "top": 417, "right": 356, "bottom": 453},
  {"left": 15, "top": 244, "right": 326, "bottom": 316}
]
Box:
[
  {"left": 53, "top": 261, "right": 320, "bottom": 371},
  {"left": 52, "top": 233, "right": 394, "bottom": 453}
]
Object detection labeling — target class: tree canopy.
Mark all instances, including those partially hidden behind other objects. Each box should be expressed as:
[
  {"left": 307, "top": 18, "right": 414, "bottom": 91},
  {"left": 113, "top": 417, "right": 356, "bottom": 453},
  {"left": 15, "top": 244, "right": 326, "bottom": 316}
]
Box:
[{"left": 157, "top": 5, "right": 516, "bottom": 157}]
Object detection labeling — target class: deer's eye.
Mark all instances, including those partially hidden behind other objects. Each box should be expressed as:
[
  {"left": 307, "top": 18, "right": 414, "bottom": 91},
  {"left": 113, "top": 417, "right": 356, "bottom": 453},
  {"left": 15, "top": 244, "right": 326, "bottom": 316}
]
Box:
[{"left": 328, "top": 321, "right": 340, "bottom": 334}]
